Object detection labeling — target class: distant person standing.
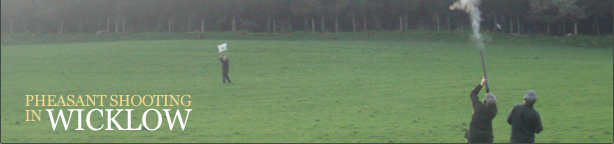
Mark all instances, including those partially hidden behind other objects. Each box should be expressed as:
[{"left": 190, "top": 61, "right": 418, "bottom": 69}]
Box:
[
  {"left": 507, "top": 90, "right": 543, "bottom": 143},
  {"left": 218, "top": 54, "right": 231, "bottom": 83},
  {"left": 465, "top": 77, "right": 498, "bottom": 143}
]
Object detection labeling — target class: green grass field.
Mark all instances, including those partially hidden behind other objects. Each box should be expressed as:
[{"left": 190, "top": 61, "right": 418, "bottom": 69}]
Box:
[{"left": 1, "top": 36, "right": 612, "bottom": 142}]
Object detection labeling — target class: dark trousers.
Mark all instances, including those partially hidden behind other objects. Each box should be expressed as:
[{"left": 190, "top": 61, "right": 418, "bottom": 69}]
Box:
[{"left": 222, "top": 73, "right": 231, "bottom": 83}]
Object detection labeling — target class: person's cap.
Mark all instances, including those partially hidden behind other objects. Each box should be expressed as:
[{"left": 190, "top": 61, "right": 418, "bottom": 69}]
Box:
[
  {"left": 484, "top": 93, "right": 497, "bottom": 107},
  {"left": 524, "top": 90, "right": 537, "bottom": 103}
]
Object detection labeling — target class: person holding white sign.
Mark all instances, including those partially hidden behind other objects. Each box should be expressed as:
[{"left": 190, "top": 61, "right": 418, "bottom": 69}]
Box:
[{"left": 217, "top": 43, "right": 231, "bottom": 83}]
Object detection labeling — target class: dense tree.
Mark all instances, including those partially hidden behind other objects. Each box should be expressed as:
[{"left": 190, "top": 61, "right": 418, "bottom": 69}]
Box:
[
  {"left": 557, "top": 0, "right": 589, "bottom": 35},
  {"left": 529, "top": 0, "right": 565, "bottom": 34},
  {"left": 579, "top": 0, "right": 613, "bottom": 35},
  {"left": 289, "top": 0, "right": 317, "bottom": 32},
  {"left": 1, "top": 0, "right": 611, "bottom": 35},
  {"left": 389, "top": 0, "right": 422, "bottom": 31},
  {"left": 346, "top": 0, "right": 369, "bottom": 31},
  {"left": 529, "top": 0, "right": 588, "bottom": 35}
]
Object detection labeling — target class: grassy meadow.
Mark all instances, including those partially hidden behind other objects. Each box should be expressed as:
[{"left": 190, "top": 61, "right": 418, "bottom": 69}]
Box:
[{"left": 1, "top": 32, "right": 612, "bottom": 143}]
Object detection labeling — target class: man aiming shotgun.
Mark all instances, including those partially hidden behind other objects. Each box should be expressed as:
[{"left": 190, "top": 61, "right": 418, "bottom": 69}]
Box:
[
  {"left": 465, "top": 77, "right": 497, "bottom": 143},
  {"left": 450, "top": 0, "right": 497, "bottom": 142},
  {"left": 464, "top": 48, "right": 496, "bottom": 143}
]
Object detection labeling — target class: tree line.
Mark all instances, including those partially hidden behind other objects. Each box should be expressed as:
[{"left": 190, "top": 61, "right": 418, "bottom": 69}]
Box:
[{"left": 1, "top": 0, "right": 612, "bottom": 36}]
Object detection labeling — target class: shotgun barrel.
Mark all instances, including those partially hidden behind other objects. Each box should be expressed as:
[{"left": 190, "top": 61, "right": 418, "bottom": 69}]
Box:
[{"left": 480, "top": 50, "right": 490, "bottom": 92}]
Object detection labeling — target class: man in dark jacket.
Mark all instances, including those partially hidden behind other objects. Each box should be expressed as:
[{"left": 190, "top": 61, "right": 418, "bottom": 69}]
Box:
[
  {"left": 219, "top": 55, "right": 231, "bottom": 83},
  {"left": 507, "top": 90, "right": 543, "bottom": 143},
  {"left": 465, "top": 77, "right": 498, "bottom": 143}
]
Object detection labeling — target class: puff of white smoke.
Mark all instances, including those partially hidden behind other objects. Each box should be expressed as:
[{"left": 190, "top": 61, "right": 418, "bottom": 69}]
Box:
[{"left": 450, "top": 0, "right": 484, "bottom": 50}]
